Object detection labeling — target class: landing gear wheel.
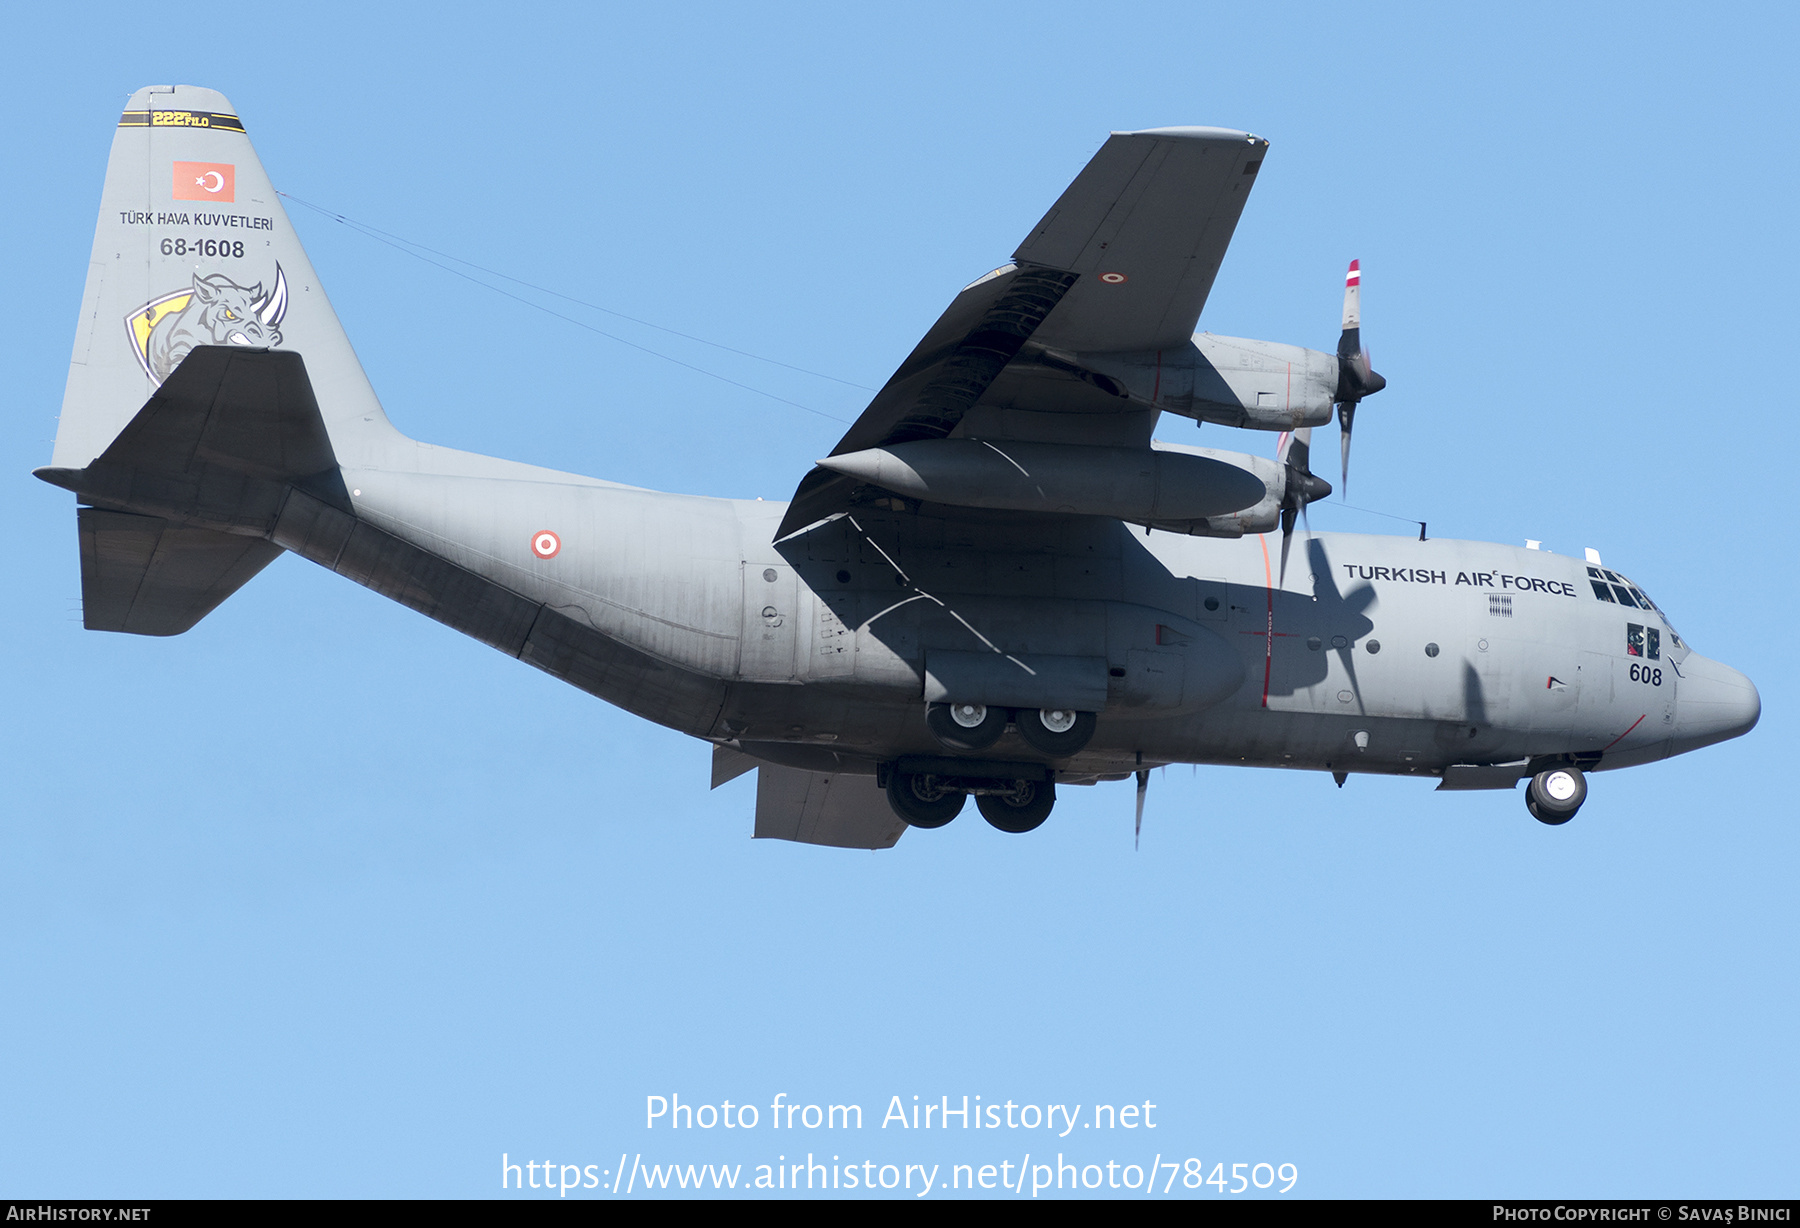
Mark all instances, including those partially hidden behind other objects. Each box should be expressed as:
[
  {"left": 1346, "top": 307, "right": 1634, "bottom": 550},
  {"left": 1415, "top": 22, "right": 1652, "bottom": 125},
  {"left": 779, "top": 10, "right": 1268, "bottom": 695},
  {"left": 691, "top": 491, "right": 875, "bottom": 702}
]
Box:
[
  {"left": 925, "top": 701, "right": 1006, "bottom": 751},
  {"left": 886, "top": 772, "right": 966, "bottom": 829},
  {"left": 1526, "top": 766, "right": 1586, "bottom": 825},
  {"left": 977, "top": 779, "right": 1056, "bottom": 833},
  {"left": 1014, "top": 708, "right": 1096, "bottom": 757}
]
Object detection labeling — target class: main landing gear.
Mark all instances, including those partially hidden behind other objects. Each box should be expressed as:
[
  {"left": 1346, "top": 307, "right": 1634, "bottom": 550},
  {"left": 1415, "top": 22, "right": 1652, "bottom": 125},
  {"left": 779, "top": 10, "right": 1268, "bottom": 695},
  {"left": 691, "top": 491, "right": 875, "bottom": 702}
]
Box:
[
  {"left": 885, "top": 769, "right": 1057, "bottom": 834},
  {"left": 924, "top": 702, "right": 1096, "bottom": 757},
  {"left": 901, "top": 700, "right": 1089, "bottom": 834},
  {"left": 1525, "top": 765, "right": 1587, "bottom": 825}
]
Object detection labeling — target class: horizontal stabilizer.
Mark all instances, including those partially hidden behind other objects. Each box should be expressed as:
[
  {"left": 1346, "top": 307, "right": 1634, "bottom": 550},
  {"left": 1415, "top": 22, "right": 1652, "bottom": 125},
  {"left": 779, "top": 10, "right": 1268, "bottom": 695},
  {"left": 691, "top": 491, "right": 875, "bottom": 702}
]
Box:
[
  {"left": 78, "top": 507, "right": 282, "bottom": 636},
  {"left": 41, "top": 346, "right": 350, "bottom": 539},
  {"left": 753, "top": 766, "right": 905, "bottom": 849},
  {"left": 39, "top": 346, "right": 349, "bottom": 636},
  {"left": 89, "top": 344, "right": 343, "bottom": 504}
]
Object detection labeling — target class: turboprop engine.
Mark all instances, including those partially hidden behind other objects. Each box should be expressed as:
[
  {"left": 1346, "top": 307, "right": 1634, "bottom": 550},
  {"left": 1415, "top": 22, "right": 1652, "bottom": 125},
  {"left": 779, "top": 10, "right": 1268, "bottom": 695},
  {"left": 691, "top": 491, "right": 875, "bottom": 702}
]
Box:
[
  {"left": 1021, "top": 263, "right": 1387, "bottom": 468},
  {"left": 1030, "top": 334, "right": 1341, "bottom": 432},
  {"left": 1139, "top": 441, "right": 1330, "bottom": 539},
  {"left": 815, "top": 437, "right": 1325, "bottom": 539}
]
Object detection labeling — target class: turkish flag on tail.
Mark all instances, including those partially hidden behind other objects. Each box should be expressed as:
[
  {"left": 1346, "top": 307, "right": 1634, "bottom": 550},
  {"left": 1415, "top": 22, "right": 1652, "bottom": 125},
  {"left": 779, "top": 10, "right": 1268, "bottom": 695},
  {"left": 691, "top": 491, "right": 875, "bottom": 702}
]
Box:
[{"left": 172, "top": 162, "right": 235, "bottom": 202}]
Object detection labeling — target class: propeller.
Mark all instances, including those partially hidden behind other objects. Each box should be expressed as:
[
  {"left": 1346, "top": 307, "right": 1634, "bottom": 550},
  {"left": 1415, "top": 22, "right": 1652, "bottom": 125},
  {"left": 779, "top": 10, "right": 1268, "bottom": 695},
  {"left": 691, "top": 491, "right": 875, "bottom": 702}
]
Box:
[
  {"left": 1277, "top": 427, "right": 1331, "bottom": 584},
  {"left": 1333, "top": 260, "right": 1387, "bottom": 494},
  {"left": 1134, "top": 767, "right": 1149, "bottom": 849}
]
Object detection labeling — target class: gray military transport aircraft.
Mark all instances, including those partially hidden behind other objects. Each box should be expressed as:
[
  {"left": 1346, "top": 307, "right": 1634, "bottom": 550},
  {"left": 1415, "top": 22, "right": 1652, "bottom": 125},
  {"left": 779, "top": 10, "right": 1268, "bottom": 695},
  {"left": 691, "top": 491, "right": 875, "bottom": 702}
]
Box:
[{"left": 38, "top": 86, "right": 1760, "bottom": 848}]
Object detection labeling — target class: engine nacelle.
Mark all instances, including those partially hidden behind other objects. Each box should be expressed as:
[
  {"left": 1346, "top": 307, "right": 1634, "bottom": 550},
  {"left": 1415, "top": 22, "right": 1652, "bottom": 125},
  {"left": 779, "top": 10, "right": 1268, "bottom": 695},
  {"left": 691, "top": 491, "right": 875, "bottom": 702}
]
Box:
[
  {"left": 1142, "top": 442, "right": 1285, "bottom": 537},
  {"left": 1077, "top": 334, "right": 1339, "bottom": 431}
]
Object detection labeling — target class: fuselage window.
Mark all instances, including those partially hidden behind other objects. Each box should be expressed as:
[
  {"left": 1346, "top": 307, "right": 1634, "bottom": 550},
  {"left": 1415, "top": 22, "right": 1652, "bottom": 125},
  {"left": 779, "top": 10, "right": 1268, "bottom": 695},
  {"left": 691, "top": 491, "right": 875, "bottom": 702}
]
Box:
[{"left": 1626, "top": 622, "right": 1661, "bottom": 660}]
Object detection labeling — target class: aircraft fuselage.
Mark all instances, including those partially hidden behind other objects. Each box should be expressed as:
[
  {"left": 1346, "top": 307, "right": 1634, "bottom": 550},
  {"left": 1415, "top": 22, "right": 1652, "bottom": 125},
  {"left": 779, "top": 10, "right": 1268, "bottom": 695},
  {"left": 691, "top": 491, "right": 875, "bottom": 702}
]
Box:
[{"left": 330, "top": 445, "right": 1757, "bottom": 787}]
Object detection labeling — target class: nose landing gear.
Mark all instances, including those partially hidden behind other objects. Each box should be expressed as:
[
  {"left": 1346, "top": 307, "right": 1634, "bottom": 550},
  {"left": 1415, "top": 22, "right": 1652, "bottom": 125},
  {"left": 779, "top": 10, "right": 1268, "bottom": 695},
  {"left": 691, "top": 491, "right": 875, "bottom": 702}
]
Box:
[{"left": 1526, "top": 766, "right": 1587, "bottom": 825}]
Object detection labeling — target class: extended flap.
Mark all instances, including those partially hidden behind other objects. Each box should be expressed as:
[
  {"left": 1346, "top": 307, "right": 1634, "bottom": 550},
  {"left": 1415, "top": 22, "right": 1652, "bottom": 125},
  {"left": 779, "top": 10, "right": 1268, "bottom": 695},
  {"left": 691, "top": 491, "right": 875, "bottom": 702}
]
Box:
[{"left": 753, "top": 766, "right": 904, "bottom": 850}]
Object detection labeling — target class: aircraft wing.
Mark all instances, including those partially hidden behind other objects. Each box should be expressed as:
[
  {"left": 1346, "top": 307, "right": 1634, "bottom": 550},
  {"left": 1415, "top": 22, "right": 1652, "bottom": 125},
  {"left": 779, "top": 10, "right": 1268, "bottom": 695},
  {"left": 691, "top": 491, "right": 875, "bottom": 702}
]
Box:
[{"left": 777, "top": 127, "right": 1268, "bottom": 539}]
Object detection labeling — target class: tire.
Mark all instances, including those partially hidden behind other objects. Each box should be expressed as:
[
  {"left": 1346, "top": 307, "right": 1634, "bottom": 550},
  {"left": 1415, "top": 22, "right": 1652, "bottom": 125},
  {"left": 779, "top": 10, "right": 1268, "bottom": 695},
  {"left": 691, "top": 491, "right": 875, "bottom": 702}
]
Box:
[
  {"left": 1014, "top": 708, "right": 1097, "bottom": 757},
  {"left": 1526, "top": 766, "right": 1586, "bottom": 825},
  {"left": 925, "top": 701, "right": 1006, "bottom": 751},
  {"left": 977, "top": 779, "right": 1056, "bottom": 833},
  {"left": 886, "top": 772, "right": 965, "bottom": 829}
]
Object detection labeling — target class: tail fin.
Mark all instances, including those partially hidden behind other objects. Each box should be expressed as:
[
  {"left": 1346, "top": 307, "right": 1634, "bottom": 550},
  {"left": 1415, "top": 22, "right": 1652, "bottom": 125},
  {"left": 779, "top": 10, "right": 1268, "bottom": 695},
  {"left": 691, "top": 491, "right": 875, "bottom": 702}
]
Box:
[
  {"left": 53, "top": 84, "right": 392, "bottom": 471},
  {"left": 45, "top": 85, "right": 386, "bottom": 635}
]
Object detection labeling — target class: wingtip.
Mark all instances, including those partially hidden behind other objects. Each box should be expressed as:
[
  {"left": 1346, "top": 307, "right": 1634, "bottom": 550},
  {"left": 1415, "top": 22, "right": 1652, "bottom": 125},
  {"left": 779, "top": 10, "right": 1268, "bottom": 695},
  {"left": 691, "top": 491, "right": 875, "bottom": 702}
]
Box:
[
  {"left": 32, "top": 466, "right": 83, "bottom": 493},
  {"left": 1120, "top": 125, "right": 1268, "bottom": 147}
]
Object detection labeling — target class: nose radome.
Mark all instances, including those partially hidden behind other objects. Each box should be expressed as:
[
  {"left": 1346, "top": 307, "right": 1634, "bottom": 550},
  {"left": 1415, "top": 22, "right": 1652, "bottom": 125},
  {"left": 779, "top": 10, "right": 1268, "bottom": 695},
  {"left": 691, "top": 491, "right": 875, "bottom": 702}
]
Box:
[{"left": 1671, "top": 655, "right": 1761, "bottom": 755}]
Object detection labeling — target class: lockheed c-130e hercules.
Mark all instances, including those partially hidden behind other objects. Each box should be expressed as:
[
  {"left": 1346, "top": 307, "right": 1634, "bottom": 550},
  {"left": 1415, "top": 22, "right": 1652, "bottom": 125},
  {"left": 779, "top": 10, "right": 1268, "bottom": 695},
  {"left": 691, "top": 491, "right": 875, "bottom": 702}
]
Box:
[{"left": 38, "top": 86, "right": 1760, "bottom": 848}]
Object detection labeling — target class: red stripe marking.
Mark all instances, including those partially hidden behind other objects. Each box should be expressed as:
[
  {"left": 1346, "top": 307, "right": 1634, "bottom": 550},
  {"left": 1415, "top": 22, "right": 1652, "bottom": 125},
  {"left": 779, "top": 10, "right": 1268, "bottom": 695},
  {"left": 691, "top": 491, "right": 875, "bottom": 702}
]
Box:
[
  {"left": 1257, "top": 535, "right": 1274, "bottom": 707},
  {"left": 1600, "top": 714, "right": 1647, "bottom": 752}
]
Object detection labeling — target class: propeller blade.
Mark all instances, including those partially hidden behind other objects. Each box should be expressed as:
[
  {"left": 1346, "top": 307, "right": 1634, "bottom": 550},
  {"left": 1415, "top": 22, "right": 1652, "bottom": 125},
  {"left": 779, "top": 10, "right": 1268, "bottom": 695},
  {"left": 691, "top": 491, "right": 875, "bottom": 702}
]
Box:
[
  {"left": 1278, "top": 505, "right": 1296, "bottom": 585},
  {"left": 1276, "top": 426, "right": 1327, "bottom": 585},
  {"left": 1278, "top": 425, "right": 1311, "bottom": 473},
  {"left": 1333, "top": 262, "right": 1384, "bottom": 492},
  {"left": 1337, "top": 401, "right": 1355, "bottom": 493},
  {"left": 1134, "top": 768, "right": 1149, "bottom": 850}
]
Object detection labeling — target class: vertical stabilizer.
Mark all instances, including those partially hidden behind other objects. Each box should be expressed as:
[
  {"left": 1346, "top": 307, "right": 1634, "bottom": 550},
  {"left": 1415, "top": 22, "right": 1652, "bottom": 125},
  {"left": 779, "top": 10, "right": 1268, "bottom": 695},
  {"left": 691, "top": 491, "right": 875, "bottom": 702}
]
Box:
[{"left": 54, "top": 84, "right": 395, "bottom": 471}]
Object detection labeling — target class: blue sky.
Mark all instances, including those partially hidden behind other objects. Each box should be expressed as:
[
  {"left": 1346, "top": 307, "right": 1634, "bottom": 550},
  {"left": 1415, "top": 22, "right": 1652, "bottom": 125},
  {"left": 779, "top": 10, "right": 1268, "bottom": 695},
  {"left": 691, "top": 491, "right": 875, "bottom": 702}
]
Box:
[{"left": 2, "top": 0, "right": 1794, "bottom": 1198}]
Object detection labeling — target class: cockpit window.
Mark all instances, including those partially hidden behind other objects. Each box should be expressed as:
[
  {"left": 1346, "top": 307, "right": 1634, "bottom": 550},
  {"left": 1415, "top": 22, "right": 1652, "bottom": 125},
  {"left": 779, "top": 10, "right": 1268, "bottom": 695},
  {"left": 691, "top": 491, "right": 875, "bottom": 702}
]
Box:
[
  {"left": 1626, "top": 623, "right": 1661, "bottom": 660},
  {"left": 1591, "top": 565, "right": 1687, "bottom": 648}
]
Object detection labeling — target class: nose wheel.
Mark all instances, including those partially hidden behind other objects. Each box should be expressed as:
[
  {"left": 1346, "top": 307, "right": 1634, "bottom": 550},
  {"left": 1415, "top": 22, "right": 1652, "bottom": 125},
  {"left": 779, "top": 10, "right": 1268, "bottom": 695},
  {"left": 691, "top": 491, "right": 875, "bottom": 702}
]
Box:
[{"left": 1526, "top": 766, "right": 1587, "bottom": 825}]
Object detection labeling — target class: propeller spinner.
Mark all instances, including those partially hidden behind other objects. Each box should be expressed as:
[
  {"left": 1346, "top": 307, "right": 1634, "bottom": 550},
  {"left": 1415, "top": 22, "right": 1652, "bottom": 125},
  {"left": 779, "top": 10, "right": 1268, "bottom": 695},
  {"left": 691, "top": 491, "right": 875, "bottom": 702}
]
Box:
[{"left": 1334, "top": 260, "right": 1387, "bottom": 492}]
